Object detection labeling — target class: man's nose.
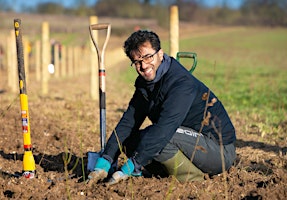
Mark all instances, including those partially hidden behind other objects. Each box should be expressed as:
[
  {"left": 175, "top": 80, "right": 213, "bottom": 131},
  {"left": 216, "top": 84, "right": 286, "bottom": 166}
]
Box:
[{"left": 140, "top": 61, "right": 149, "bottom": 69}]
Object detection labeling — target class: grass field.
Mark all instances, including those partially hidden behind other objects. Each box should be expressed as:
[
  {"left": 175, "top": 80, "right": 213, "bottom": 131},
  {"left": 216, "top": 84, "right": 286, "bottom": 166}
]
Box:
[
  {"left": 189, "top": 27, "right": 287, "bottom": 137},
  {"left": 123, "top": 27, "right": 287, "bottom": 139}
]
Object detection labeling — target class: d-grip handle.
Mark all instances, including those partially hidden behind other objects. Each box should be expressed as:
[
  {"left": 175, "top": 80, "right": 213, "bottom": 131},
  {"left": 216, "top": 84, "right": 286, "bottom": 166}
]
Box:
[
  {"left": 90, "top": 23, "right": 111, "bottom": 30},
  {"left": 176, "top": 52, "right": 197, "bottom": 74},
  {"left": 89, "top": 23, "right": 111, "bottom": 70},
  {"left": 176, "top": 52, "right": 197, "bottom": 59}
]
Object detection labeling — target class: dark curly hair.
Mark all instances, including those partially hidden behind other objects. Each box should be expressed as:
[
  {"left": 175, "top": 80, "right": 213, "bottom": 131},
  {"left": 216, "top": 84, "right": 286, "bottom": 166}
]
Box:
[{"left": 123, "top": 30, "right": 161, "bottom": 61}]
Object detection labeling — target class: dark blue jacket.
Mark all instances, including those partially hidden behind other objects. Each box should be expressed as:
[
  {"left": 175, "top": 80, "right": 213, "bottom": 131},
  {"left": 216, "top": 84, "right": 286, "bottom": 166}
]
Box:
[{"left": 104, "top": 57, "right": 236, "bottom": 166}]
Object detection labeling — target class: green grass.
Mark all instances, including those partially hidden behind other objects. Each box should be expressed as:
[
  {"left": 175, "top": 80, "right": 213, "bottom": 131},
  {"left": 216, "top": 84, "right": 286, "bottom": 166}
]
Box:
[{"left": 122, "top": 27, "right": 287, "bottom": 136}]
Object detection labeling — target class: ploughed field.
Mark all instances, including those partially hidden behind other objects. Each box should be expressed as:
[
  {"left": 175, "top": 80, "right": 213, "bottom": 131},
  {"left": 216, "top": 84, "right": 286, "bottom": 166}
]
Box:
[{"left": 0, "top": 12, "right": 286, "bottom": 199}]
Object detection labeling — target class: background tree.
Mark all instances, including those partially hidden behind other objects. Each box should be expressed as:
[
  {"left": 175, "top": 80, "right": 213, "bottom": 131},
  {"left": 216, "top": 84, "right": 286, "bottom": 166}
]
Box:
[
  {"left": 240, "top": 0, "right": 287, "bottom": 26},
  {"left": 36, "top": 2, "right": 64, "bottom": 15},
  {"left": 0, "top": 0, "right": 12, "bottom": 11},
  {"left": 1, "top": 0, "right": 286, "bottom": 27}
]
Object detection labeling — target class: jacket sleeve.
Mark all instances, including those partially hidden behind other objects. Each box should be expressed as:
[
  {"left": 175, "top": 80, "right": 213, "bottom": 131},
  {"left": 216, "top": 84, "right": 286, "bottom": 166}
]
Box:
[
  {"left": 133, "top": 74, "right": 199, "bottom": 166},
  {"left": 103, "top": 89, "right": 148, "bottom": 162}
]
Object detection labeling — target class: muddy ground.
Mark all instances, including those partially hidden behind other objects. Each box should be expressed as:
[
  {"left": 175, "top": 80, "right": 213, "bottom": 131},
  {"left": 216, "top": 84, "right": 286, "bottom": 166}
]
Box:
[{"left": 0, "top": 13, "right": 287, "bottom": 200}]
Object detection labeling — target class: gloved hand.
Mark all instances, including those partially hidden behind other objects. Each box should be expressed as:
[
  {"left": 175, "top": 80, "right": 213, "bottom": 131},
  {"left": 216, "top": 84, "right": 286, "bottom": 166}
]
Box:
[
  {"left": 88, "top": 157, "right": 111, "bottom": 184},
  {"left": 121, "top": 159, "right": 142, "bottom": 176},
  {"left": 107, "top": 158, "right": 142, "bottom": 185},
  {"left": 94, "top": 157, "right": 111, "bottom": 173}
]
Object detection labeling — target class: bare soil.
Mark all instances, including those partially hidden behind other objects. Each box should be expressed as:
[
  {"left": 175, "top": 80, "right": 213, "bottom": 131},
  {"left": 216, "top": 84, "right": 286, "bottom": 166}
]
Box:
[{"left": 0, "top": 12, "right": 287, "bottom": 200}]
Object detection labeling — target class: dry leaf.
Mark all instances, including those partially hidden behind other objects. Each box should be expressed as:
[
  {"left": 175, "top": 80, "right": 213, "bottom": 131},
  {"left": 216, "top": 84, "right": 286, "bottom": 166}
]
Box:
[
  {"left": 207, "top": 98, "right": 217, "bottom": 107},
  {"left": 195, "top": 145, "right": 207, "bottom": 153},
  {"left": 202, "top": 111, "right": 211, "bottom": 126},
  {"left": 202, "top": 92, "right": 208, "bottom": 100}
]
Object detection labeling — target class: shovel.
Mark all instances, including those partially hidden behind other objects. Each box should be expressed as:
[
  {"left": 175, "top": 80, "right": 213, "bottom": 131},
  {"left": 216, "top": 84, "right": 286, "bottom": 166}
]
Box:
[{"left": 87, "top": 23, "right": 111, "bottom": 172}]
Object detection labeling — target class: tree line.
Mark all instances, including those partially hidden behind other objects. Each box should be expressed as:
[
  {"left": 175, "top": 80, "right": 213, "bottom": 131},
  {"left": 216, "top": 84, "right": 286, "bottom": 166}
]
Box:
[{"left": 1, "top": 0, "right": 287, "bottom": 27}]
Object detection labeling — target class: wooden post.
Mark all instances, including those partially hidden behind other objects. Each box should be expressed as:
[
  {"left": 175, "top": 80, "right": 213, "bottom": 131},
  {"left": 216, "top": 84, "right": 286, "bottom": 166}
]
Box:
[
  {"left": 67, "top": 46, "right": 73, "bottom": 77},
  {"left": 8, "top": 30, "right": 18, "bottom": 93},
  {"left": 60, "top": 45, "right": 66, "bottom": 78},
  {"left": 0, "top": 34, "right": 3, "bottom": 90},
  {"left": 35, "top": 40, "right": 41, "bottom": 81},
  {"left": 41, "top": 22, "right": 50, "bottom": 95},
  {"left": 73, "top": 46, "right": 78, "bottom": 76},
  {"left": 90, "top": 16, "right": 99, "bottom": 100},
  {"left": 7, "top": 32, "right": 12, "bottom": 90},
  {"left": 54, "top": 43, "right": 60, "bottom": 78},
  {"left": 0, "top": 34, "right": 6, "bottom": 73},
  {"left": 169, "top": 5, "right": 179, "bottom": 58},
  {"left": 84, "top": 47, "right": 90, "bottom": 74}
]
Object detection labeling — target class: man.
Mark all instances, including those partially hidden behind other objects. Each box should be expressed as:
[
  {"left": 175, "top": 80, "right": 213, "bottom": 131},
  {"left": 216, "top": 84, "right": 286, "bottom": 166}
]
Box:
[{"left": 88, "top": 30, "right": 236, "bottom": 185}]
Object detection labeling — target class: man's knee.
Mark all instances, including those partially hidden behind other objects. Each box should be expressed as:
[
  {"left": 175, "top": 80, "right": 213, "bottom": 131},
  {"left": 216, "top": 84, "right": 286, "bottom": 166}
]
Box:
[{"left": 154, "top": 143, "right": 178, "bottom": 163}]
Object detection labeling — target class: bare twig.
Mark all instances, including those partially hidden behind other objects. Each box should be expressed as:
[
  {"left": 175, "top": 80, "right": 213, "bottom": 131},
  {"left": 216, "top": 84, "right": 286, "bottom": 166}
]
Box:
[
  {"left": 211, "top": 119, "right": 228, "bottom": 200},
  {"left": 190, "top": 90, "right": 211, "bottom": 162},
  {"left": 0, "top": 95, "right": 18, "bottom": 118}
]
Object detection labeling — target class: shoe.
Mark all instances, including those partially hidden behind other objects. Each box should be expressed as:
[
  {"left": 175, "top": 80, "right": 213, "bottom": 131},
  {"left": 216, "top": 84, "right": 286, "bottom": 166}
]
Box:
[
  {"left": 106, "top": 171, "right": 129, "bottom": 185},
  {"left": 87, "top": 169, "right": 108, "bottom": 186}
]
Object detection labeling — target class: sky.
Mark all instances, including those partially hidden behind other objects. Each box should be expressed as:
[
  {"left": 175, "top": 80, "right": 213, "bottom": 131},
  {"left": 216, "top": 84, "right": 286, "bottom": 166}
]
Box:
[
  {"left": 10, "top": 0, "right": 243, "bottom": 12},
  {"left": 202, "top": 0, "right": 243, "bottom": 9}
]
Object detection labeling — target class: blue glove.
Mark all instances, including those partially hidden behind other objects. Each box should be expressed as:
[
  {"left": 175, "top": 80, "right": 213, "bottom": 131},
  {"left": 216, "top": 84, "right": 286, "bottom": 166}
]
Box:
[
  {"left": 88, "top": 157, "right": 111, "bottom": 184},
  {"left": 121, "top": 158, "right": 142, "bottom": 176},
  {"left": 94, "top": 157, "right": 111, "bottom": 173},
  {"left": 107, "top": 158, "right": 142, "bottom": 185}
]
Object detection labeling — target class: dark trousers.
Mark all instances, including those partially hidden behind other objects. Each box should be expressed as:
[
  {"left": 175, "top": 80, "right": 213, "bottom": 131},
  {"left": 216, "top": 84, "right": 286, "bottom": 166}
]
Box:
[
  {"left": 153, "top": 126, "right": 236, "bottom": 175},
  {"left": 123, "top": 126, "right": 236, "bottom": 176}
]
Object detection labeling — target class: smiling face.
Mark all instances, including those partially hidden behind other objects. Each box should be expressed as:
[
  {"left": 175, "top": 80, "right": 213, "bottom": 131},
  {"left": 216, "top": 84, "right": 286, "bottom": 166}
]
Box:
[{"left": 131, "top": 41, "right": 164, "bottom": 81}]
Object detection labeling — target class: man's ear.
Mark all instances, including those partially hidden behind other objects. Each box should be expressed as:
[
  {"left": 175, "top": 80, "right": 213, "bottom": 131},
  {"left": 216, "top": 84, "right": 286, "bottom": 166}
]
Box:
[{"left": 158, "top": 49, "right": 164, "bottom": 61}]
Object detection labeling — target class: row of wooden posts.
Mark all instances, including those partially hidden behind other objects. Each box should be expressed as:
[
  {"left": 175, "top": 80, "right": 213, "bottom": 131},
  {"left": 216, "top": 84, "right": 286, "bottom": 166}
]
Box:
[
  {"left": 1, "top": 5, "right": 179, "bottom": 100},
  {"left": 1, "top": 17, "right": 99, "bottom": 99}
]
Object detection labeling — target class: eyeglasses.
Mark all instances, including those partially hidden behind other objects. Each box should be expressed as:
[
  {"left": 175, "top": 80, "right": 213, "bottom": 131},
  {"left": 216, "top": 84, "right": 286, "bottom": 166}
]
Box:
[{"left": 131, "top": 49, "right": 159, "bottom": 68}]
